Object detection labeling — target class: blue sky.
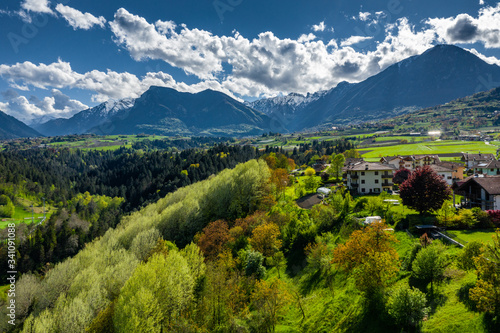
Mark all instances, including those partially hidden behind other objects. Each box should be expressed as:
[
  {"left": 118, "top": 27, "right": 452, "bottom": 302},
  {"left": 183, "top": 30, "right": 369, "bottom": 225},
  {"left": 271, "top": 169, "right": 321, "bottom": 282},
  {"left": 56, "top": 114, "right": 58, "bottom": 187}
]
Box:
[{"left": 1, "top": 0, "right": 500, "bottom": 123}]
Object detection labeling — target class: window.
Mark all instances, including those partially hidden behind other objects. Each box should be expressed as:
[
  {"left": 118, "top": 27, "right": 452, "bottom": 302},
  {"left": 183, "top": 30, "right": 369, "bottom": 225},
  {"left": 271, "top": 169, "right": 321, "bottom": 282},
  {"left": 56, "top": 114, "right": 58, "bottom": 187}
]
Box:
[
  {"left": 375, "top": 179, "right": 379, "bottom": 184},
  {"left": 375, "top": 188, "right": 380, "bottom": 192},
  {"left": 361, "top": 188, "right": 365, "bottom": 192},
  {"left": 448, "top": 176, "right": 452, "bottom": 179},
  {"left": 492, "top": 169, "right": 494, "bottom": 172},
  {"left": 361, "top": 180, "right": 365, "bottom": 184},
  {"left": 374, "top": 171, "right": 379, "bottom": 175},
  {"left": 361, "top": 171, "right": 365, "bottom": 176}
]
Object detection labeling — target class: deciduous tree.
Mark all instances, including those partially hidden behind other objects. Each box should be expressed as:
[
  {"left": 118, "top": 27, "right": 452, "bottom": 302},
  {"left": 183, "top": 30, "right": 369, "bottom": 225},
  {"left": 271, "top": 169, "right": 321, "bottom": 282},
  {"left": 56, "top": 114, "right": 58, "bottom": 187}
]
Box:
[
  {"left": 399, "top": 166, "right": 451, "bottom": 214},
  {"left": 412, "top": 244, "right": 447, "bottom": 292},
  {"left": 332, "top": 222, "right": 399, "bottom": 294}
]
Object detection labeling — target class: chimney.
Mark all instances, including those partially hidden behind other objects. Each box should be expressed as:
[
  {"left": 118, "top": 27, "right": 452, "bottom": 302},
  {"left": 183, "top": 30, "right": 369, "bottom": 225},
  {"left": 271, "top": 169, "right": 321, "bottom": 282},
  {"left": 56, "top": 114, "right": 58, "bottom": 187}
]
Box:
[{"left": 365, "top": 164, "right": 369, "bottom": 170}]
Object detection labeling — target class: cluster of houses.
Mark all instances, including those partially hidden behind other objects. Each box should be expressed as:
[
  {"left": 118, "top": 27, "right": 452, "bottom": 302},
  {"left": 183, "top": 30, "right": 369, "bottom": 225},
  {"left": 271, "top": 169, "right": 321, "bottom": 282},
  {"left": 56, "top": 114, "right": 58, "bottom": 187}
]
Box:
[{"left": 341, "top": 152, "right": 500, "bottom": 211}]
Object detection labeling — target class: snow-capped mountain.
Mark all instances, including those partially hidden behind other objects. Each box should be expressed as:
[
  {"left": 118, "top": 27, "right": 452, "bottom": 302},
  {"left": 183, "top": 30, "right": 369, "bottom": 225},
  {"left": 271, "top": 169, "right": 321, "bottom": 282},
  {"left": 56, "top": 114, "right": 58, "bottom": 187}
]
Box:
[
  {"left": 33, "top": 98, "right": 134, "bottom": 136},
  {"left": 246, "top": 90, "right": 328, "bottom": 115}
]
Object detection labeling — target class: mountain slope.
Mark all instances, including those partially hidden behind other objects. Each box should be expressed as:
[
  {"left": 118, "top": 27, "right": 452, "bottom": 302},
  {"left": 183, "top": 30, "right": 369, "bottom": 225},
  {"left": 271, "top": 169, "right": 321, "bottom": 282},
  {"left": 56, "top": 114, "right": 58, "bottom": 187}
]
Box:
[
  {"left": 91, "top": 87, "right": 271, "bottom": 136},
  {"left": 0, "top": 110, "right": 42, "bottom": 139},
  {"left": 251, "top": 45, "right": 500, "bottom": 131},
  {"left": 379, "top": 86, "right": 500, "bottom": 130},
  {"left": 33, "top": 99, "right": 134, "bottom": 136}
]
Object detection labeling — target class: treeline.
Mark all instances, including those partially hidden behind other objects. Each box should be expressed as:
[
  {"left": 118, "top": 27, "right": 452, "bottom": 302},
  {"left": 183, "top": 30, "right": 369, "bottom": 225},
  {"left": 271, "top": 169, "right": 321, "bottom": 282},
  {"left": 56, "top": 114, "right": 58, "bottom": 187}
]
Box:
[
  {"left": 0, "top": 144, "right": 259, "bottom": 211},
  {"left": 0, "top": 138, "right": 355, "bottom": 212},
  {"left": 131, "top": 136, "right": 233, "bottom": 150}
]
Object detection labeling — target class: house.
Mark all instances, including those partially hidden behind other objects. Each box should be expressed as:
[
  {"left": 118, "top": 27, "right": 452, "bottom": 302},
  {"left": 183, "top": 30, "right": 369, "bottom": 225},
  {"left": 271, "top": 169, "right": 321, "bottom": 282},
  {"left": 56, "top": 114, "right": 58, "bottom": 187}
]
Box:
[
  {"left": 413, "top": 155, "right": 441, "bottom": 168},
  {"left": 435, "top": 161, "right": 465, "bottom": 181},
  {"left": 380, "top": 156, "right": 412, "bottom": 170},
  {"left": 461, "top": 152, "right": 496, "bottom": 169},
  {"left": 380, "top": 154, "right": 440, "bottom": 170},
  {"left": 343, "top": 162, "right": 396, "bottom": 194},
  {"left": 429, "top": 164, "right": 454, "bottom": 185},
  {"left": 473, "top": 159, "right": 500, "bottom": 176},
  {"left": 453, "top": 175, "right": 500, "bottom": 210}
]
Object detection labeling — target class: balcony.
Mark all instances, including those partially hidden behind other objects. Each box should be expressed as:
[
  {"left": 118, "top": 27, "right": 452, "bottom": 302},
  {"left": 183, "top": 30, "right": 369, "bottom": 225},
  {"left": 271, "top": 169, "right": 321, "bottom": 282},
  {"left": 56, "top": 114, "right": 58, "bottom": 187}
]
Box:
[
  {"left": 382, "top": 174, "right": 392, "bottom": 179},
  {"left": 351, "top": 183, "right": 359, "bottom": 188},
  {"left": 382, "top": 183, "right": 394, "bottom": 187},
  {"left": 350, "top": 175, "right": 359, "bottom": 179}
]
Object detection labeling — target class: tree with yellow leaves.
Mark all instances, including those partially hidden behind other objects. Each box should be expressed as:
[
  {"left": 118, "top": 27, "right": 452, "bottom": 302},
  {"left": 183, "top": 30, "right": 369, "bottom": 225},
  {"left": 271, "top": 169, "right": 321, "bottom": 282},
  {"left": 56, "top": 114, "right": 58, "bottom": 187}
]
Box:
[
  {"left": 250, "top": 222, "right": 282, "bottom": 258},
  {"left": 251, "top": 278, "right": 292, "bottom": 333},
  {"left": 332, "top": 222, "right": 399, "bottom": 294}
]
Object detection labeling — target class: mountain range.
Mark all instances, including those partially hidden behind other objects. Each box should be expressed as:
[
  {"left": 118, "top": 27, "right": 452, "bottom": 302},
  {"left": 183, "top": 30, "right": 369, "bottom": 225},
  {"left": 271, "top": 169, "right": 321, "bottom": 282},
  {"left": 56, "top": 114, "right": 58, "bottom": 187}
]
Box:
[
  {"left": 250, "top": 44, "right": 500, "bottom": 131},
  {"left": 2, "top": 44, "right": 500, "bottom": 138}
]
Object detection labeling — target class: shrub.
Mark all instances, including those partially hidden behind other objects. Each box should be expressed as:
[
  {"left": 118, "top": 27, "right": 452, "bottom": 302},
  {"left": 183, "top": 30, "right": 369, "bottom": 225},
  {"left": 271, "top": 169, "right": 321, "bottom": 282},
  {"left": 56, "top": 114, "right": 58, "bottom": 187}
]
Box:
[{"left": 457, "top": 241, "right": 484, "bottom": 271}]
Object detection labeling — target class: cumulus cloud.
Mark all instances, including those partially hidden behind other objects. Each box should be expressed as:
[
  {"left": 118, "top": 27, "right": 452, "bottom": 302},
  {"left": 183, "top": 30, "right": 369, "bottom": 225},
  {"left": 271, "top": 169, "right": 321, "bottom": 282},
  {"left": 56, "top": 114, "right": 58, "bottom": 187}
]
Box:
[
  {"left": 340, "top": 36, "right": 373, "bottom": 47},
  {"left": 108, "top": 8, "right": 449, "bottom": 97},
  {"left": 0, "top": 59, "right": 238, "bottom": 110},
  {"left": 21, "top": 0, "right": 53, "bottom": 14},
  {"left": 480, "top": 0, "right": 485, "bottom": 5},
  {"left": 426, "top": 3, "right": 500, "bottom": 48},
  {"left": 55, "top": 4, "right": 106, "bottom": 30},
  {"left": 312, "top": 21, "right": 326, "bottom": 32},
  {"left": 0, "top": 88, "right": 88, "bottom": 123}
]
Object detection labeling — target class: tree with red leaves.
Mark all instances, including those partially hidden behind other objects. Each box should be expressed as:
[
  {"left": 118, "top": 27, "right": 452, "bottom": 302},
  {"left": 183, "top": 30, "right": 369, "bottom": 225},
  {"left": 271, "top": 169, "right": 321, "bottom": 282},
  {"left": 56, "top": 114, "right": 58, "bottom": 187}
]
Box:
[
  {"left": 399, "top": 166, "right": 451, "bottom": 214},
  {"left": 392, "top": 168, "right": 411, "bottom": 185}
]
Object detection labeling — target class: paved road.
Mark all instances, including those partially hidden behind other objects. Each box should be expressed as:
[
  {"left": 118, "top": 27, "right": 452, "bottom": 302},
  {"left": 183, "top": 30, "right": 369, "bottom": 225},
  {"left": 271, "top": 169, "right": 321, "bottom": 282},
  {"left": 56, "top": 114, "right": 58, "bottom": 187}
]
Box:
[{"left": 296, "top": 193, "right": 322, "bottom": 209}]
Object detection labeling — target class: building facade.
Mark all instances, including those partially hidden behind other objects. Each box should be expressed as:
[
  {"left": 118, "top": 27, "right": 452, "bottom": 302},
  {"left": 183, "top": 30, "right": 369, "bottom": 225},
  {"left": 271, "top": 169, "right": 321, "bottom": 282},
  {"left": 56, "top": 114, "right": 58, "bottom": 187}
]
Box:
[{"left": 344, "top": 162, "right": 396, "bottom": 194}]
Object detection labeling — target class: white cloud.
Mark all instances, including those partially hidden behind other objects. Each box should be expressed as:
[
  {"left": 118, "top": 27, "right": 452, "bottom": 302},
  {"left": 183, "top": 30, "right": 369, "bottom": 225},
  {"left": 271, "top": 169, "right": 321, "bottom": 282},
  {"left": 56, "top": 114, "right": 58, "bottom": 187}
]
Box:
[
  {"left": 55, "top": 4, "right": 106, "bottom": 30},
  {"left": 340, "top": 35, "right": 373, "bottom": 47},
  {"left": 426, "top": 3, "right": 500, "bottom": 48},
  {"left": 20, "top": 0, "right": 53, "bottom": 14},
  {"left": 312, "top": 21, "right": 326, "bottom": 32},
  {"left": 358, "top": 12, "right": 371, "bottom": 21},
  {"left": 480, "top": 0, "right": 485, "bottom": 5},
  {"left": 298, "top": 33, "right": 317, "bottom": 43},
  {"left": 0, "top": 89, "right": 88, "bottom": 123}
]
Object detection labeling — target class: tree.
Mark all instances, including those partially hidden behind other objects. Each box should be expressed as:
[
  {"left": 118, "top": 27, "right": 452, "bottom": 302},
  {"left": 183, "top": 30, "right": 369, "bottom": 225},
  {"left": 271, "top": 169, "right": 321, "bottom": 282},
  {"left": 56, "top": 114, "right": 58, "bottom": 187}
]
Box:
[
  {"left": 387, "top": 285, "right": 428, "bottom": 329},
  {"left": 343, "top": 149, "right": 361, "bottom": 158},
  {"left": 304, "top": 167, "right": 316, "bottom": 177},
  {"left": 457, "top": 240, "right": 483, "bottom": 271},
  {"left": 270, "top": 168, "right": 290, "bottom": 200},
  {"left": 304, "top": 176, "right": 320, "bottom": 193},
  {"left": 114, "top": 252, "right": 195, "bottom": 331},
  {"left": 392, "top": 168, "right": 411, "bottom": 185},
  {"left": 330, "top": 154, "right": 345, "bottom": 180},
  {"left": 399, "top": 166, "right": 451, "bottom": 214},
  {"left": 332, "top": 222, "right": 399, "bottom": 294},
  {"left": 0, "top": 194, "right": 15, "bottom": 218},
  {"left": 251, "top": 278, "right": 292, "bottom": 333},
  {"left": 249, "top": 222, "right": 282, "bottom": 258},
  {"left": 470, "top": 230, "right": 500, "bottom": 317},
  {"left": 412, "top": 244, "right": 447, "bottom": 292},
  {"left": 196, "top": 220, "right": 230, "bottom": 261}
]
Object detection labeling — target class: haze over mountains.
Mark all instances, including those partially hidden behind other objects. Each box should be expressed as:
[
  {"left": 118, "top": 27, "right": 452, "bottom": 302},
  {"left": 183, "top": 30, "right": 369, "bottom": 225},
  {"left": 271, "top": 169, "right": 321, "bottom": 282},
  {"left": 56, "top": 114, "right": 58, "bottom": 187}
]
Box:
[{"left": 3, "top": 45, "right": 500, "bottom": 138}]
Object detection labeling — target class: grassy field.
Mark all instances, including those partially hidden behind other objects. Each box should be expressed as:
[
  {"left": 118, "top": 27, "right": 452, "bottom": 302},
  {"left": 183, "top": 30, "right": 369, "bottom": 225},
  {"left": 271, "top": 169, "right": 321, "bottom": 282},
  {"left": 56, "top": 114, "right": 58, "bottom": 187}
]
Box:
[
  {"left": 0, "top": 199, "right": 54, "bottom": 229},
  {"left": 360, "top": 140, "right": 499, "bottom": 159},
  {"left": 447, "top": 229, "right": 497, "bottom": 245}
]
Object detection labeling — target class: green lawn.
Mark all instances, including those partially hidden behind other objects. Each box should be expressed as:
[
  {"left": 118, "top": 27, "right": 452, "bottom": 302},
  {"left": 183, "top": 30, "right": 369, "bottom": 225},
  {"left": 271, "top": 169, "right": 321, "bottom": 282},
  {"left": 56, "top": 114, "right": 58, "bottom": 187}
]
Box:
[{"left": 447, "top": 229, "right": 497, "bottom": 245}]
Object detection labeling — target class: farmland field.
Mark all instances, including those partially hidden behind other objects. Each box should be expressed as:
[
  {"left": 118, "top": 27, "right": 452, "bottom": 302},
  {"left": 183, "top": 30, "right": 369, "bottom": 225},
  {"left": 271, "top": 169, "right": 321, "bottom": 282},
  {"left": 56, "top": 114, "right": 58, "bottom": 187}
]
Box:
[{"left": 360, "top": 140, "right": 499, "bottom": 160}]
